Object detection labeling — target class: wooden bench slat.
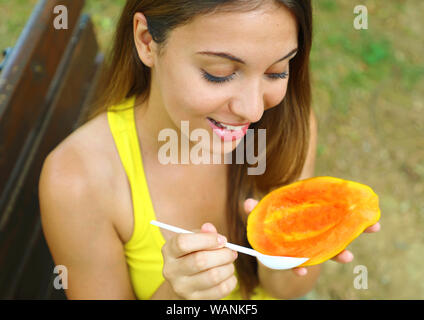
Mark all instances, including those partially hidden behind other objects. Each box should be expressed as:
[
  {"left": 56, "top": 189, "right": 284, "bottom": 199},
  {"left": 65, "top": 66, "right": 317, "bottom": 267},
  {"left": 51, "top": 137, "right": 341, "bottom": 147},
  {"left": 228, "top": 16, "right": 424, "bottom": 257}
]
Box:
[
  {"left": 0, "top": 1, "right": 103, "bottom": 299},
  {"left": 0, "top": 0, "right": 85, "bottom": 208}
]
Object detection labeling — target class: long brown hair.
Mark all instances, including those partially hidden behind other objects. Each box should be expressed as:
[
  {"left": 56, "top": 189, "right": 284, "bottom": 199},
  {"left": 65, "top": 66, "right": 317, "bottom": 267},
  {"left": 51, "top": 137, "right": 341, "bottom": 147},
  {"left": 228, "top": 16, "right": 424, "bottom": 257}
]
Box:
[{"left": 84, "top": 0, "right": 313, "bottom": 299}]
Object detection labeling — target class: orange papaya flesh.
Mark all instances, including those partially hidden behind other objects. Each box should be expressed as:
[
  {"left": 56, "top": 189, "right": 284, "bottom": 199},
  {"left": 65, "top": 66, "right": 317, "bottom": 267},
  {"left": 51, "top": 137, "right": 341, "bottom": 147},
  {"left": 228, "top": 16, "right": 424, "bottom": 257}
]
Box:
[{"left": 246, "top": 176, "right": 380, "bottom": 267}]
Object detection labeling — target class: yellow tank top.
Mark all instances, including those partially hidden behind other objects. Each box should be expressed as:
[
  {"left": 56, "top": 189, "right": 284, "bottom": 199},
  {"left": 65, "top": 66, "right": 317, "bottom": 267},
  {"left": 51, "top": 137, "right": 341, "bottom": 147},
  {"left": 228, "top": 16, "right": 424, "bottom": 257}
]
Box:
[{"left": 107, "top": 95, "right": 277, "bottom": 300}]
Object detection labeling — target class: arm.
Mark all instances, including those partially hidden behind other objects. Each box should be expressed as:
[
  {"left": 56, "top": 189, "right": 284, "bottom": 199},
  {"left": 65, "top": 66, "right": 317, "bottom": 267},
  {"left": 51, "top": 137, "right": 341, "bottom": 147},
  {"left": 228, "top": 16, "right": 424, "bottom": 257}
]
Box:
[
  {"left": 39, "top": 146, "right": 137, "bottom": 299},
  {"left": 257, "top": 107, "right": 320, "bottom": 299}
]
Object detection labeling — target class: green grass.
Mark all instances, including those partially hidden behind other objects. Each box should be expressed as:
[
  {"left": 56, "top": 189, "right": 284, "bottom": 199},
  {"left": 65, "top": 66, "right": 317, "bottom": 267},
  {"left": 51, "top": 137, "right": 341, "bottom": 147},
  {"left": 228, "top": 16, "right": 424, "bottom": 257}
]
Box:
[
  {"left": 0, "top": 0, "right": 38, "bottom": 50},
  {"left": 310, "top": 0, "right": 423, "bottom": 115}
]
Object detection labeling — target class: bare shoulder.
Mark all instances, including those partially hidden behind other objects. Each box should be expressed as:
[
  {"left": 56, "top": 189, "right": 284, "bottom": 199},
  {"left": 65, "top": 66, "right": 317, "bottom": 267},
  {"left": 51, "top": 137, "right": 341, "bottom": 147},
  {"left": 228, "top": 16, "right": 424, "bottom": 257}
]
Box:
[
  {"left": 40, "top": 113, "right": 116, "bottom": 207},
  {"left": 38, "top": 113, "right": 136, "bottom": 298},
  {"left": 39, "top": 112, "right": 132, "bottom": 242}
]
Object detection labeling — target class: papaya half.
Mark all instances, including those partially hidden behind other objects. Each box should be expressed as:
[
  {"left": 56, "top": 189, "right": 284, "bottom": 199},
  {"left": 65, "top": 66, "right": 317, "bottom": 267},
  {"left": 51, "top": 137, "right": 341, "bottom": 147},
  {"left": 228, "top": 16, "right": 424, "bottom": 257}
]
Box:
[{"left": 246, "top": 176, "right": 380, "bottom": 267}]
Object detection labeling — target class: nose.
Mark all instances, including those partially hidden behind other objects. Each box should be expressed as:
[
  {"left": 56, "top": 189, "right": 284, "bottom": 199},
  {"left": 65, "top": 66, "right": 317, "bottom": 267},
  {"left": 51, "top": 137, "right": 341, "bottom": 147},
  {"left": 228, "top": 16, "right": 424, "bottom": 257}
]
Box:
[{"left": 228, "top": 79, "right": 265, "bottom": 123}]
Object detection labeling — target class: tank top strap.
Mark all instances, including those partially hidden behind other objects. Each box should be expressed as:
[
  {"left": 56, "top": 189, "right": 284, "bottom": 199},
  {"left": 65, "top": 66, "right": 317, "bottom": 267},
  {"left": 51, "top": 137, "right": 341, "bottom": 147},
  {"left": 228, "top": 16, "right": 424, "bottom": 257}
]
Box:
[{"left": 107, "top": 96, "right": 165, "bottom": 250}]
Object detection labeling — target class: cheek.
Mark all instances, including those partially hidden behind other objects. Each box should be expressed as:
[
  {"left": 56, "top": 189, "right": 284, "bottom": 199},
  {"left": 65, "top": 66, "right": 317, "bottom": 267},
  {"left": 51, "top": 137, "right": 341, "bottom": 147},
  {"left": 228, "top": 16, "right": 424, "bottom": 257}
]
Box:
[{"left": 265, "top": 82, "right": 289, "bottom": 111}]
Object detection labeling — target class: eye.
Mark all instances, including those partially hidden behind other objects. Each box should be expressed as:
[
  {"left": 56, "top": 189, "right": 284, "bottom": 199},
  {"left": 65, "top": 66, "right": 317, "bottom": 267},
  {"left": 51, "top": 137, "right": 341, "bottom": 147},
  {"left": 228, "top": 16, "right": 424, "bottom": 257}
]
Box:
[
  {"left": 201, "top": 70, "right": 235, "bottom": 84},
  {"left": 267, "top": 71, "right": 289, "bottom": 80},
  {"left": 201, "top": 70, "right": 289, "bottom": 85}
]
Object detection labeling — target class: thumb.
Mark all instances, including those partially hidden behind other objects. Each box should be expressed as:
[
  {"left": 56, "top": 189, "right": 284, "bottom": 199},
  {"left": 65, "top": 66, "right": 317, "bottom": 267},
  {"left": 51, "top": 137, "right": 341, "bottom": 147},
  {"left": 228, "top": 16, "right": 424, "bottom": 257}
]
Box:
[
  {"left": 200, "top": 222, "right": 218, "bottom": 233},
  {"left": 244, "top": 198, "right": 259, "bottom": 215}
]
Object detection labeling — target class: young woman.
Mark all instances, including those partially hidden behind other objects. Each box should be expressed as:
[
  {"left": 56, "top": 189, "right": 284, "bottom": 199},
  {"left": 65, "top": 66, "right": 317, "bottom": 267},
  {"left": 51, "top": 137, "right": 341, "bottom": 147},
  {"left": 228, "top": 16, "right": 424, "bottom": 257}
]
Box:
[{"left": 39, "top": 0, "right": 380, "bottom": 300}]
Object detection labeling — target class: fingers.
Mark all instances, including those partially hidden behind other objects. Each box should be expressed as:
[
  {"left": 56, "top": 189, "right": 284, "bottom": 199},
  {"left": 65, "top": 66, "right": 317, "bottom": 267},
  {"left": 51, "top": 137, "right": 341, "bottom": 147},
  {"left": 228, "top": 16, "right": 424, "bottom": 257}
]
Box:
[
  {"left": 244, "top": 198, "right": 259, "bottom": 214},
  {"left": 201, "top": 222, "right": 218, "bottom": 233},
  {"left": 167, "top": 231, "right": 227, "bottom": 258},
  {"left": 170, "top": 263, "right": 237, "bottom": 299},
  {"left": 161, "top": 222, "right": 240, "bottom": 299},
  {"left": 329, "top": 223, "right": 379, "bottom": 265},
  {"left": 331, "top": 249, "right": 354, "bottom": 263},
  {"left": 364, "top": 222, "right": 381, "bottom": 233},
  {"left": 189, "top": 274, "right": 238, "bottom": 300},
  {"left": 293, "top": 250, "right": 354, "bottom": 275},
  {"left": 293, "top": 250, "right": 354, "bottom": 276},
  {"left": 320, "top": 223, "right": 379, "bottom": 267},
  {"left": 292, "top": 267, "right": 308, "bottom": 276},
  {"left": 328, "top": 222, "right": 379, "bottom": 266},
  {"left": 188, "top": 263, "right": 236, "bottom": 291},
  {"left": 180, "top": 247, "right": 238, "bottom": 275}
]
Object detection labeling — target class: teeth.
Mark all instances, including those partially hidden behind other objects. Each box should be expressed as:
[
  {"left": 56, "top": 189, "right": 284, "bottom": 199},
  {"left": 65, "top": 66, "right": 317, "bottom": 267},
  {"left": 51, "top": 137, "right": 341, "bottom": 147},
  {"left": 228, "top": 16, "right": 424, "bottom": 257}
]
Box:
[
  {"left": 221, "top": 123, "right": 246, "bottom": 131},
  {"left": 209, "top": 118, "right": 246, "bottom": 131}
]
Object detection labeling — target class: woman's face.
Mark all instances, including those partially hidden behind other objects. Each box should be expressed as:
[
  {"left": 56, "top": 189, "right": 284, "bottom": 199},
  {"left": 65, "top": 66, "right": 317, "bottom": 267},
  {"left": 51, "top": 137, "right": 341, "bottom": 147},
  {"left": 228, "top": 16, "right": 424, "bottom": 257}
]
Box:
[{"left": 137, "top": 3, "right": 298, "bottom": 156}]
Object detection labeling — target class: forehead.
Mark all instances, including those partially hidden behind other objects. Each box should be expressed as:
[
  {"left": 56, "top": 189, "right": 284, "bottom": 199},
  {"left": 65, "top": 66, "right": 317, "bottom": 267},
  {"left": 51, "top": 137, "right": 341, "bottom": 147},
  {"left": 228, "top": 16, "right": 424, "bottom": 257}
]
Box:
[{"left": 166, "top": 4, "right": 298, "bottom": 64}]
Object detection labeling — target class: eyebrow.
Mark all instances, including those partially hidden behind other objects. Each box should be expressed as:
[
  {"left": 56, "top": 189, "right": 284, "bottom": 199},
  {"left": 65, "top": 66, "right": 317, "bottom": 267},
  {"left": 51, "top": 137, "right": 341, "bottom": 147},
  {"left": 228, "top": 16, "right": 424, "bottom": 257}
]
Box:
[{"left": 196, "top": 48, "right": 298, "bottom": 65}]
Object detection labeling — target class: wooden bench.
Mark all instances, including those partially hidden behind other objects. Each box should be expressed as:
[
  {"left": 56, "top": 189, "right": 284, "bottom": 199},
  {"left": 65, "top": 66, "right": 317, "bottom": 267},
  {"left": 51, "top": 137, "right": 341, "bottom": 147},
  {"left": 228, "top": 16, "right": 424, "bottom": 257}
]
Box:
[{"left": 0, "top": 0, "right": 103, "bottom": 299}]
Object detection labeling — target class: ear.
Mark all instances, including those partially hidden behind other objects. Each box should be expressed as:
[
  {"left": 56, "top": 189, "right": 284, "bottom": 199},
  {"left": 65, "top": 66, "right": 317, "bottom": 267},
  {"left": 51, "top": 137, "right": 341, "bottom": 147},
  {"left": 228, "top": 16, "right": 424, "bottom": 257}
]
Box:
[{"left": 133, "top": 12, "right": 157, "bottom": 68}]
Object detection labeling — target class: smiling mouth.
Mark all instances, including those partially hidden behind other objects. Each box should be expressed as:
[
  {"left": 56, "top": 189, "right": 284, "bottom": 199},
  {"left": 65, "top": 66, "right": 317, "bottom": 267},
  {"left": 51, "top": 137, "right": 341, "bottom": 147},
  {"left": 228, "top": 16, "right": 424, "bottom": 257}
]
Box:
[{"left": 207, "top": 117, "right": 250, "bottom": 131}]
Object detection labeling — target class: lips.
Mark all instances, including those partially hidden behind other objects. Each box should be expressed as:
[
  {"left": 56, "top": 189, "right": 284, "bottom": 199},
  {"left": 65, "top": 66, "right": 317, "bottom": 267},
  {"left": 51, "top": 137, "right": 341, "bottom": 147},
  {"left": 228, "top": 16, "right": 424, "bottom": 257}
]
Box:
[{"left": 206, "top": 117, "right": 250, "bottom": 141}]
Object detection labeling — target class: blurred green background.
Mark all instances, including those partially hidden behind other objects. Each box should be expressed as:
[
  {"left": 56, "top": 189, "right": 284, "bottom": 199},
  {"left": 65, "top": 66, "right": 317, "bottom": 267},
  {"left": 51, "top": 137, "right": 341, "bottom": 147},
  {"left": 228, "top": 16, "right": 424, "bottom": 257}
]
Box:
[{"left": 1, "top": 0, "right": 423, "bottom": 299}]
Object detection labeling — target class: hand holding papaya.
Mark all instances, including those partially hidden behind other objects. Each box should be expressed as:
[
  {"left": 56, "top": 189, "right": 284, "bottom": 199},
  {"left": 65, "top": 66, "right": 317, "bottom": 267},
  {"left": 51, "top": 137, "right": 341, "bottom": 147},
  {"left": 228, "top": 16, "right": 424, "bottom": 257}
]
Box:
[{"left": 243, "top": 197, "right": 380, "bottom": 277}]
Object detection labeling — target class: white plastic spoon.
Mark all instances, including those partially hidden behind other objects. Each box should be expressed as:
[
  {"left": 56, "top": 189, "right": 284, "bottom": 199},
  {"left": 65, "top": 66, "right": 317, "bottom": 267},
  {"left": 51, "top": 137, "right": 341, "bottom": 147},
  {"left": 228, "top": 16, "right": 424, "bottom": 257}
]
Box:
[{"left": 150, "top": 220, "right": 309, "bottom": 270}]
